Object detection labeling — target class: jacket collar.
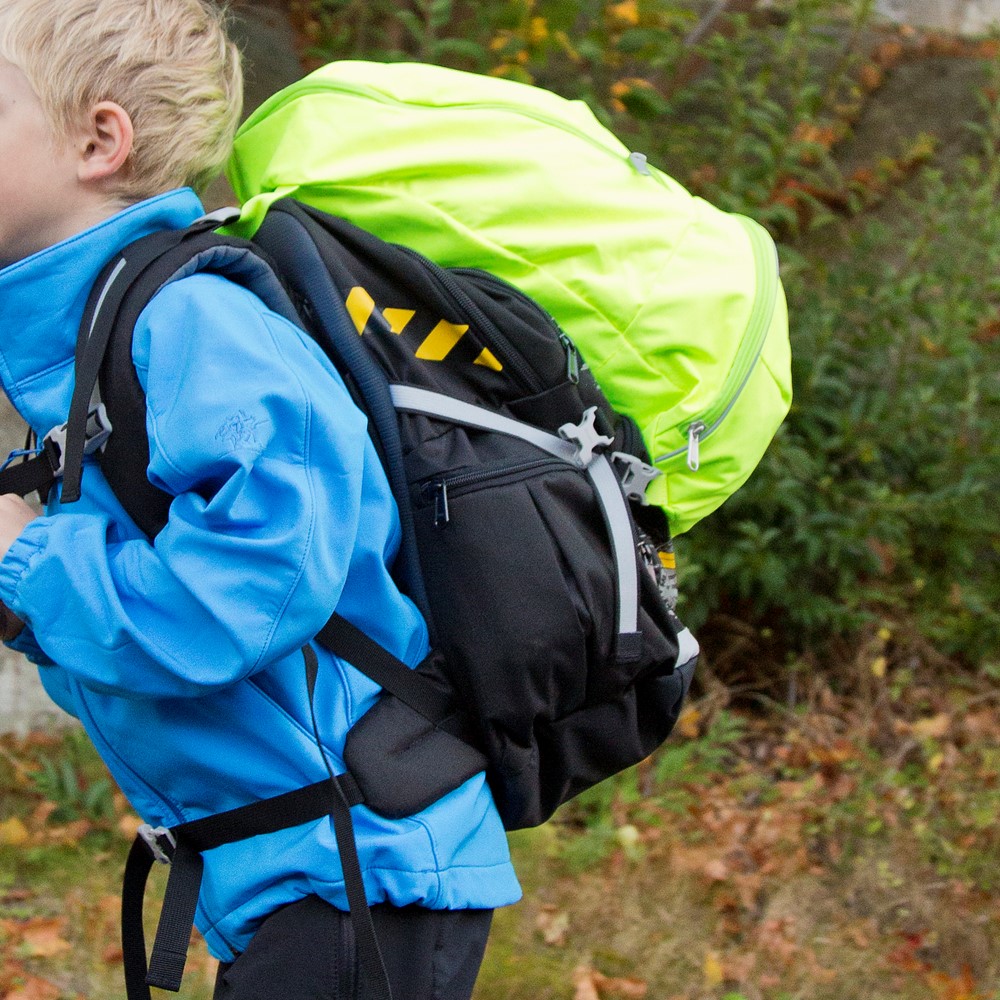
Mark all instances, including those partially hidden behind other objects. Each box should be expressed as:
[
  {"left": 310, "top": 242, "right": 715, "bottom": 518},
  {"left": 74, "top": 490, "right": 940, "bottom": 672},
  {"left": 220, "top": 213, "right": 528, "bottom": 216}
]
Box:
[{"left": 0, "top": 188, "right": 205, "bottom": 434}]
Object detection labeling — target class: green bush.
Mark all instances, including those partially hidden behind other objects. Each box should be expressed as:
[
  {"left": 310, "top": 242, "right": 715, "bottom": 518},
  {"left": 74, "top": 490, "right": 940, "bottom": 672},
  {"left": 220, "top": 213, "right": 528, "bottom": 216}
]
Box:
[{"left": 678, "top": 75, "right": 1000, "bottom": 671}]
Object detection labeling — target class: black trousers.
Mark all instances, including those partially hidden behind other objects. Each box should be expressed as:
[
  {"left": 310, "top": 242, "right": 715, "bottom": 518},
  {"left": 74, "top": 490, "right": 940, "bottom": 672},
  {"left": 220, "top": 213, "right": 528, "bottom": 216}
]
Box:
[{"left": 213, "top": 896, "right": 493, "bottom": 1000}]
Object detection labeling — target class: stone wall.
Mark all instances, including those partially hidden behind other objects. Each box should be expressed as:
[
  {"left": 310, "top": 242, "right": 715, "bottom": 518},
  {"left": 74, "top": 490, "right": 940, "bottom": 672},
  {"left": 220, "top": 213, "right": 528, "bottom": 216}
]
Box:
[{"left": 876, "top": 0, "right": 1000, "bottom": 33}]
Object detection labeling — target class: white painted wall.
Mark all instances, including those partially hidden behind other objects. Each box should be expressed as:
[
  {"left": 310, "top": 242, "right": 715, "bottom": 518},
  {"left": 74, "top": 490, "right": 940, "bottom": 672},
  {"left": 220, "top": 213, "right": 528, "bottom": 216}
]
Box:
[
  {"left": 0, "top": 649, "right": 70, "bottom": 737},
  {"left": 877, "top": 0, "right": 1000, "bottom": 33}
]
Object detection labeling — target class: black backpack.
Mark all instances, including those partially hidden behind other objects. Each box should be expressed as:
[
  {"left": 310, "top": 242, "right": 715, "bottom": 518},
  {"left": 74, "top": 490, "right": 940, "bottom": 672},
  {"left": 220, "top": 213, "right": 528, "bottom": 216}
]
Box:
[{"left": 1, "top": 199, "right": 698, "bottom": 999}]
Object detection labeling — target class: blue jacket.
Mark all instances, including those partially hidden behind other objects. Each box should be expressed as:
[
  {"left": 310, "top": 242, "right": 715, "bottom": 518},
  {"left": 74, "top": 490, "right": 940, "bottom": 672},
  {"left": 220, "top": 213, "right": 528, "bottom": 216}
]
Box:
[{"left": 0, "top": 189, "right": 520, "bottom": 961}]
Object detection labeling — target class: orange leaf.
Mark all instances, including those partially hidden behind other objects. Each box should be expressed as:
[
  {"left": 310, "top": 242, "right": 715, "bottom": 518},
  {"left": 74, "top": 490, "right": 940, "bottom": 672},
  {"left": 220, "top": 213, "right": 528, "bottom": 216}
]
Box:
[
  {"left": 21, "top": 918, "right": 72, "bottom": 959},
  {"left": 573, "top": 966, "right": 602, "bottom": 1000},
  {"left": 118, "top": 813, "right": 143, "bottom": 840},
  {"left": 925, "top": 965, "right": 984, "bottom": 1000},
  {"left": 912, "top": 713, "right": 951, "bottom": 740},
  {"left": 101, "top": 943, "right": 125, "bottom": 965},
  {"left": 859, "top": 63, "right": 884, "bottom": 92},
  {"left": 3, "top": 974, "right": 61, "bottom": 1000},
  {"left": 592, "top": 971, "right": 648, "bottom": 998},
  {"left": 676, "top": 706, "right": 701, "bottom": 739}
]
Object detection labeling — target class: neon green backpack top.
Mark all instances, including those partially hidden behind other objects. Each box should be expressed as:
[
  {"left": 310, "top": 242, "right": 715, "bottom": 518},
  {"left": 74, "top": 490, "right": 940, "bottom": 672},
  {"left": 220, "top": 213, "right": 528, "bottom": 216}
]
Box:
[{"left": 227, "top": 60, "right": 791, "bottom": 535}]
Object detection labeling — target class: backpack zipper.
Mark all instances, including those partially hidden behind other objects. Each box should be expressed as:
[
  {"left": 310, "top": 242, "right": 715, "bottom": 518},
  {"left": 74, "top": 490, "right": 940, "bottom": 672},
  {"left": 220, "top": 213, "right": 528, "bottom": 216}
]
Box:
[
  {"left": 653, "top": 216, "right": 780, "bottom": 470},
  {"left": 450, "top": 267, "right": 581, "bottom": 384},
  {"left": 421, "top": 458, "right": 572, "bottom": 526}
]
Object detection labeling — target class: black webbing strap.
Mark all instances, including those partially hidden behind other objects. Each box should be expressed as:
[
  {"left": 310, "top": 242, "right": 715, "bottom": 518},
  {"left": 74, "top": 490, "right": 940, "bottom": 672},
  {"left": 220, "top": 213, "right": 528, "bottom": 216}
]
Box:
[
  {"left": 121, "top": 776, "right": 363, "bottom": 1000},
  {"left": 317, "top": 613, "right": 455, "bottom": 725},
  {"left": 62, "top": 219, "right": 235, "bottom": 505},
  {"left": 61, "top": 231, "right": 196, "bottom": 503},
  {"left": 304, "top": 643, "right": 393, "bottom": 1000},
  {"left": 120, "top": 626, "right": 453, "bottom": 1000},
  {"left": 0, "top": 438, "right": 62, "bottom": 500}
]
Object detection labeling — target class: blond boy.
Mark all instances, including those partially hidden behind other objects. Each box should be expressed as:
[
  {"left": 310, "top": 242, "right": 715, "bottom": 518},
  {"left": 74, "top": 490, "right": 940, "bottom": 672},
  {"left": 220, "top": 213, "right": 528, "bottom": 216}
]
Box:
[{"left": 0, "top": 2, "right": 519, "bottom": 997}]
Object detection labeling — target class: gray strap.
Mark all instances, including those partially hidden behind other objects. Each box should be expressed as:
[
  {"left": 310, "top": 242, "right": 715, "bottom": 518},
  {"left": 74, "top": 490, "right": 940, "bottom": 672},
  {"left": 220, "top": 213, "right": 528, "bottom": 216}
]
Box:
[
  {"left": 390, "top": 384, "right": 642, "bottom": 653},
  {"left": 389, "top": 385, "right": 582, "bottom": 465},
  {"left": 587, "top": 454, "right": 639, "bottom": 640},
  {"left": 673, "top": 626, "right": 700, "bottom": 668}
]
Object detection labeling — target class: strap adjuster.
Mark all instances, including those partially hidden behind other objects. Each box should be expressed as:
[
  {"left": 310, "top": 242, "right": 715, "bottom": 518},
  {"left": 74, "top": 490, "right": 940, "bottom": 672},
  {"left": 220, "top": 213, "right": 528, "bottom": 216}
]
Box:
[
  {"left": 611, "top": 451, "right": 661, "bottom": 503},
  {"left": 43, "top": 403, "right": 113, "bottom": 478},
  {"left": 558, "top": 407, "right": 615, "bottom": 466},
  {"left": 137, "top": 824, "right": 176, "bottom": 865}
]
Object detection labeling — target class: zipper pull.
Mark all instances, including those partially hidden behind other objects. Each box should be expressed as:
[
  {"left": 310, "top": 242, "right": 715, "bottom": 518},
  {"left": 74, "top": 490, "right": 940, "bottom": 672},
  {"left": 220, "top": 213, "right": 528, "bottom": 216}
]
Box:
[
  {"left": 559, "top": 333, "right": 580, "bottom": 384},
  {"left": 432, "top": 481, "right": 450, "bottom": 527},
  {"left": 686, "top": 421, "right": 706, "bottom": 472},
  {"left": 629, "top": 151, "right": 652, "bottom": 175}
]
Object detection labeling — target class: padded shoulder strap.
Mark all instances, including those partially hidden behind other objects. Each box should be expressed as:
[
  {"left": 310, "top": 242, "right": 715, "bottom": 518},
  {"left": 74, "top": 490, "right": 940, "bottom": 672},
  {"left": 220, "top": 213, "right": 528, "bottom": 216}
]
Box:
[{"left": 66, "top": 221, "right": 299, "bottom": 538}]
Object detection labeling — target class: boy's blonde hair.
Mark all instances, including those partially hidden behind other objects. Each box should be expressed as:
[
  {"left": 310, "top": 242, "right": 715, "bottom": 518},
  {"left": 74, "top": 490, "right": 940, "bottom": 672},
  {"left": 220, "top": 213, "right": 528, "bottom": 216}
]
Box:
[{"left": 0, "top": 0, "right": 243, "bottom": 199}]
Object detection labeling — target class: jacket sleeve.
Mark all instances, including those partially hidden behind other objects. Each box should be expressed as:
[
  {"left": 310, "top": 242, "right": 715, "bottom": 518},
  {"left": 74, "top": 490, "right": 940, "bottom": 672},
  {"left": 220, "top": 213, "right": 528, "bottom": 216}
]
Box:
[{"left": 0, "top": 275, "right": 375, "bottom": 699}]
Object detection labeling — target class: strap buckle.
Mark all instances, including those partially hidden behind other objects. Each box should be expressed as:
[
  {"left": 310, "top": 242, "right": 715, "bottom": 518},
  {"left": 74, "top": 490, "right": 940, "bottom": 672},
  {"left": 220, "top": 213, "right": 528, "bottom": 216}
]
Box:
[
  {"left": 558, "top": 406, "right": 614, "bottom": 466},
  {"left": 611, "top": 451, "right": 662, "bottom": 503},
  {"left": 192, "top": 207, "right": 242, "bottom": 230},
  {"left": 137, "top": 823, "right": 176, "bottom": 865},
  {"left": 43, "top": 403, "right": 113, "bottom": 478}
]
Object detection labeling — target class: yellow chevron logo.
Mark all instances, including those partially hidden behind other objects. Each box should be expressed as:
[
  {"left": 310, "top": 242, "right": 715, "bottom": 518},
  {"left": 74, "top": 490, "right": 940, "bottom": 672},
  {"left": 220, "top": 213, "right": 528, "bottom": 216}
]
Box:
[
  {"left": 345, "top": 287, "right": 375, "bottom": 335},
  {"left": 345, "top": 286, "right": 503, "bottom": 372},
  {"left": 416, "top": 319, "right": 468, "bottom": 360},
  {"left": 382, "top": 308, "right": 415, "bottom": 335}
]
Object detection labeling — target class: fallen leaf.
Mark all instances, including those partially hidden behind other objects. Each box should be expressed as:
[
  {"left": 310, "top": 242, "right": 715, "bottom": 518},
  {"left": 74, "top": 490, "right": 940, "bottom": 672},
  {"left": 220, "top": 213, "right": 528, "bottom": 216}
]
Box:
[
  {"left": 677, "top": 706, "right": 701, "bottom": 739},
  {"left": 29, "top": 802, "right": 57, "bottom": 827},
  {"left": 703, "top": 951, "right": 725, "bottom": 987},
  {"left": 573, "top": 965, "right": 601, "bottom": 1000},
  {"left": 101, "top": 943, "right": 124, "bottom": 965},
  {"left": 0, "top": 818, "right": 29, "bottom": 848},
  {"left": 3, "top": 974, "right": 61, "bottom": 1000},
  {"left": 535, "top": 905, "right": 570, "bottom": 946},
  {"left": 859, "top": 63, "right": 884, "bottom": 91},
  {"left": 607, "top": 0, "right": 640, "bottom": 26},
  {"left": 21, "top": 918, "right": 72, "bottom": 959},
  {"left": 704, "top": 858, "right": 729, "bottom": 882},
  {"left": 912, "top": 713, "right": 951, "bottom": 740},
  {"left": 592, "top": 971, "right": 648, "bottom": 998},
  {"left": 118, "top": 814, "right": 143, "bottom": 840}
]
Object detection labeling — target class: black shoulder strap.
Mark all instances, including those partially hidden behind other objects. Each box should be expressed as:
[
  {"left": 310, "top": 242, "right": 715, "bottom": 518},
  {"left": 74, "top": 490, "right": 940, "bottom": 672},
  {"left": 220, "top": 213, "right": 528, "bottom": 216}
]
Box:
[{"left": 64, "top": 221, "right": 299, "bottom": 535}]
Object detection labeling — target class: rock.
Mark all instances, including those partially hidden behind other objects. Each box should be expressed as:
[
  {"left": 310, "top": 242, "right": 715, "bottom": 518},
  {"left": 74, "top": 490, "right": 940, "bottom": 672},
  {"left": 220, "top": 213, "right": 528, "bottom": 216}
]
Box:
[{"left": 876, "top": 0, "right": 1000, "bottom": 34}]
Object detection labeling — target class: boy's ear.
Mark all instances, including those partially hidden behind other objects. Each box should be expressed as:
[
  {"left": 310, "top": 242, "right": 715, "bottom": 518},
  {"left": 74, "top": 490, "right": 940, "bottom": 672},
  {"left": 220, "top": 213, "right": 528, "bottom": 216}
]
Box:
[{"left": 76, "top": 101, "right": 134, "bottom": 183}]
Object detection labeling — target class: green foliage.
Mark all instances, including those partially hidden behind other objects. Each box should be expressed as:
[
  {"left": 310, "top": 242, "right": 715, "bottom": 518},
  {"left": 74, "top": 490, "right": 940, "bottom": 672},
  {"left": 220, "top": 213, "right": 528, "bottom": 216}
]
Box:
[
  {"left": 679, "top": 139, "right": 1000, "bottom": 667},
  {"left": 28, "top": 728, "right": 115, "bottom": 824}
]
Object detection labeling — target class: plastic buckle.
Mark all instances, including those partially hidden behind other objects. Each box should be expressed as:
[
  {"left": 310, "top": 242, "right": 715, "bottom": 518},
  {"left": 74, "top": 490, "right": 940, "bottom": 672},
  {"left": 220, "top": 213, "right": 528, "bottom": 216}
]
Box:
[
  {"left": 192, "top": 206, "right": 242, "bottom": 229},
  {"left": 42, "top": 403, "right": 113, "bottom": 478},
  {"left": 137, "top": 823, "right": 176, "bottom": 865},
  {"left": 612, "top": 452, "right": 662, "bottom": 503},
  {"left": 558, "top": 407, "right": 615, "bottom": 466}
]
